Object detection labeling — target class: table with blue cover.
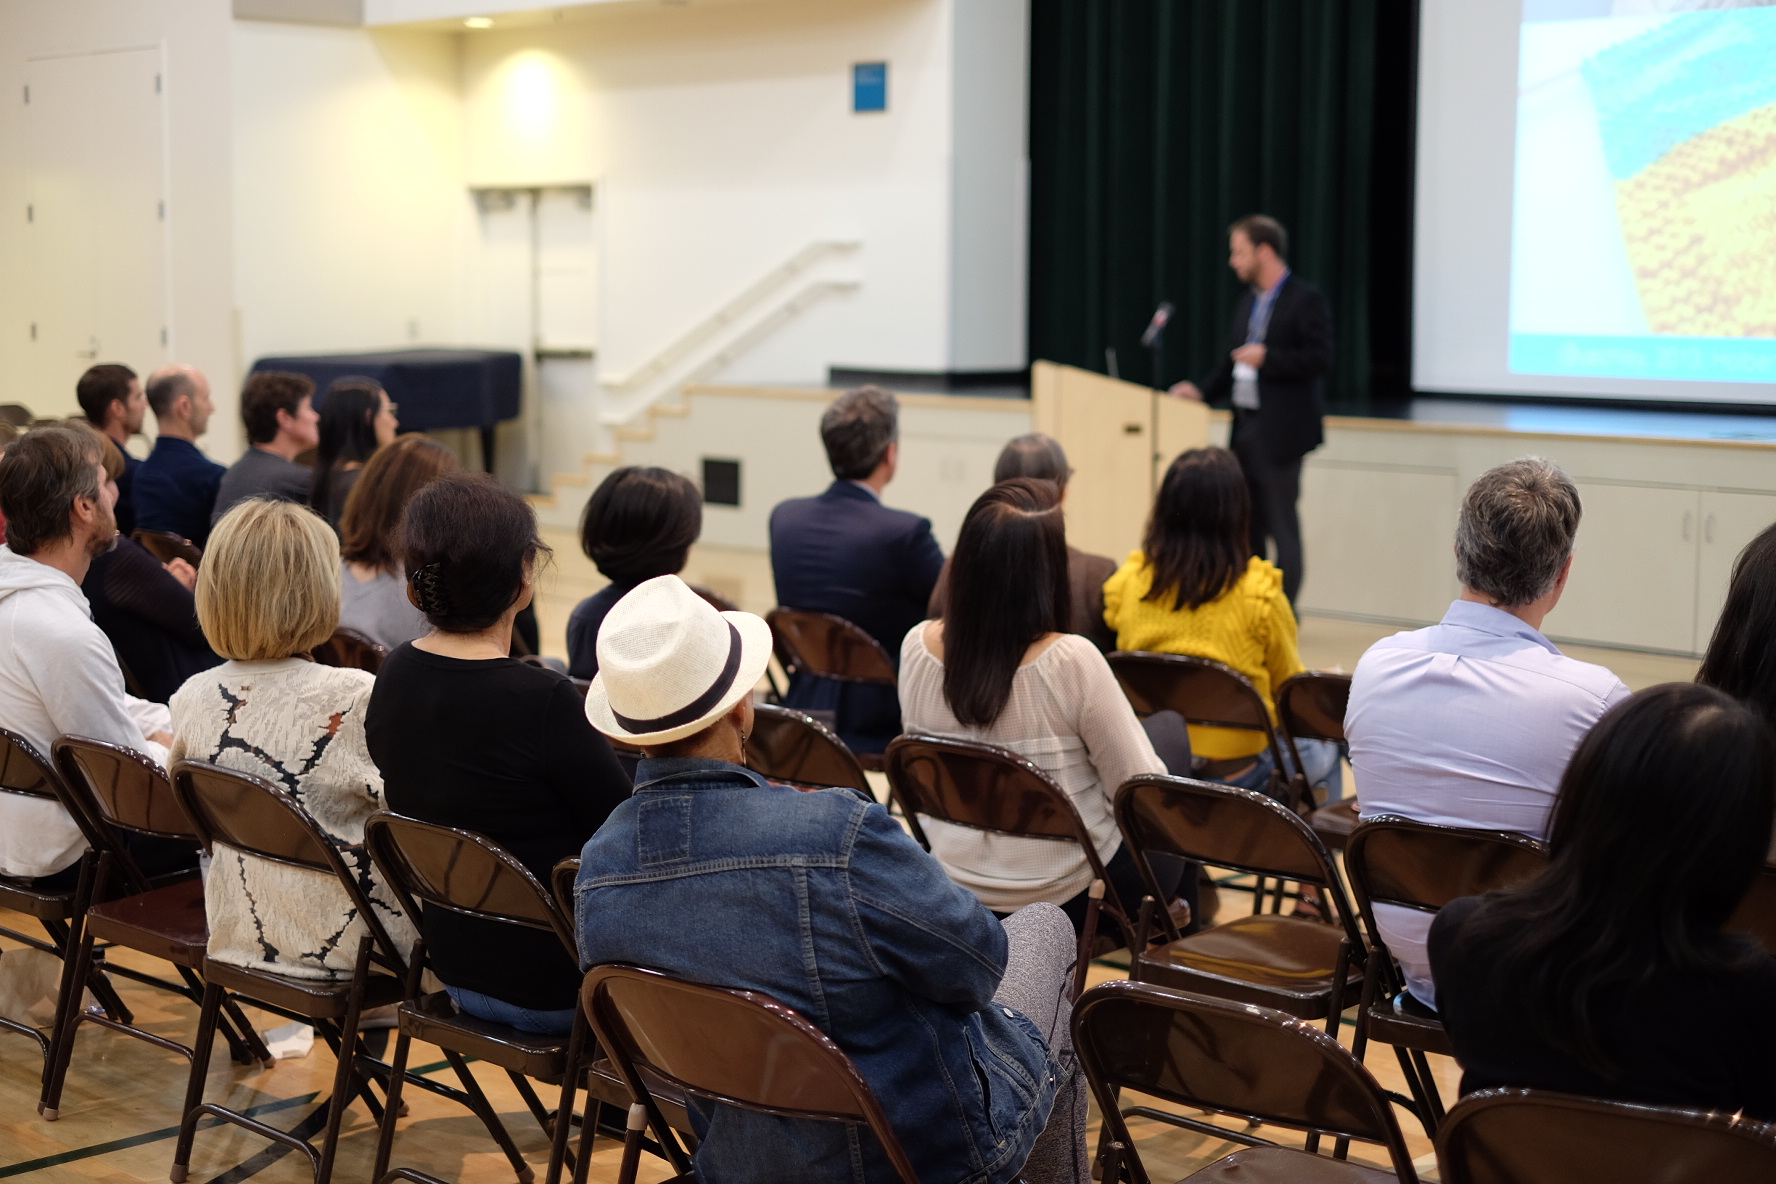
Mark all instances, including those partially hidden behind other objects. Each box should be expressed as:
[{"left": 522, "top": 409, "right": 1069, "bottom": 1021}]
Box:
[{"left": 248, "top": 349, "right": 522, "bottom": 471}]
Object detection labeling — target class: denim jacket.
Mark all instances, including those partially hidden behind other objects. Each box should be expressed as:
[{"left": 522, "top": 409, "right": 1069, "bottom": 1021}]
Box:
[{"left": 575, "top": 758, "right": 1059, "bottom": 1184}]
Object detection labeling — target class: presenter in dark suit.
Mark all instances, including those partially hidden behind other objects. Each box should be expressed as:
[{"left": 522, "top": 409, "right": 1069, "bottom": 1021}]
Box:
[
  {"left": 769, "top": 386, "right": 944, "bottom": 754},
  {"left": 1172, "top": 215, "right": 1332, "bottom": 604}
]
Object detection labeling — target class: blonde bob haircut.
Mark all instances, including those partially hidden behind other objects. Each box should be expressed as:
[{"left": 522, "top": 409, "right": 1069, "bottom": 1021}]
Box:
[{"left": 198, "top": 499, "right": 341, "bottom": 660}]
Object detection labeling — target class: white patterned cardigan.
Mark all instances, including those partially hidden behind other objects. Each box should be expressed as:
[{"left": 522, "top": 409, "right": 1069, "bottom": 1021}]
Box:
[{"left": 168, "top": 658, "right": 417, "bottom": 979}]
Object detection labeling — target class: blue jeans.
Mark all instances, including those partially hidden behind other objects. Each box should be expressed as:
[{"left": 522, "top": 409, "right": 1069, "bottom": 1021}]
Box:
[
  {"left": 1219, "top": 737, "right": 1345, "bottom": 803},
  {"left": 444, "top": 984, "right": 576, "bottom": 1036}
]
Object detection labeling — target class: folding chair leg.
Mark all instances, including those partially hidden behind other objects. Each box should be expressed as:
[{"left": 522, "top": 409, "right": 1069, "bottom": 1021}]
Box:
[
  {"left": 508, "top": 1070, "right": 552, "bottom": 1130},
  {"left": 219, "top": 992, "right": 275, "bottom": 1067},
  {"left": 444, "top": 1050, "right": 535, "bottom": 1183},
  {"left": 39, "top": 927, "right": 99, "bottom": 1120},
  {"left": 371, "top": 1027, "right": 415, "bottom": 1182},
  {"left": 545, "top": 1009, "right": 588, "bottom": 1184},
  {"left": 169, "top": 980, "right": 226, "bottom": 1182},
  {"left": 615, "top": 1103, "right": 649, "bottom": 1184},
  {"left": 315, "top": 945, "right": 373, "bottom": 1184}
]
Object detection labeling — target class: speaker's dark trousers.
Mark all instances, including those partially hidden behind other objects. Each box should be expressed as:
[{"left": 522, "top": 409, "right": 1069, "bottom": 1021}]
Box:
[{"left": 1230, "top": 409, "right": 1305, "bottom": 604}]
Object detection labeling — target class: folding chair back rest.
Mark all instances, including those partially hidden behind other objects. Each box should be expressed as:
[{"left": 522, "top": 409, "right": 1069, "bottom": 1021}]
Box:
[
  {"left": 1434, "top": 1088, "right": 1776, "bottom": 1184},
  {"left": 364, "top": 812, "right": 575, "bottom": 955},
  {"left": 1275, "top": 672, "right": 1351, "bottom": 745},
  {"left": 767, "top": 609, "right": 898, "bottom": 685},
  {"left": 1346, "top": 817, "right": 1548, "bottom": 917},
  {"left": 1107, "top": 652, "right": 1276, "bottom": 736},
  {"left": 885, "top": 735, "right": 1096, "bottom": 847},
  {"left": 54, "top": 736, "right": 195, "bottom": 843},
  {"left": 551, "top": 857, "right": 580, "bottom": 927},
  {"left": 1075, "top": 981, "right": 1417, "bottom": 1180},
  {"left": 1116, "top": 775, "right": 1334, "bottom": 887},
  {"left": 582, "top": 964, "right": 920, "bottom": 1183},
  {"left": 0, "top": 728, "right": 64, "bottom": 801},
  {"left": 131, "top": 529, "right": 203, "bottom": 569},
  {"left": 172, "top": 760, "right": 408, "bottom": 970},
  {"left": 312, "top": 627, "right": 387, "bottom": 675},
  {"left": 747, "top": 705, "right": 873, "bottom": 798}
]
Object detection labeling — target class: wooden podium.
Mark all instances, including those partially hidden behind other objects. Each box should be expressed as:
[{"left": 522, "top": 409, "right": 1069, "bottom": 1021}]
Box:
[{"left": 1030, "top": 360, "right": 1211, "bottom": 564}]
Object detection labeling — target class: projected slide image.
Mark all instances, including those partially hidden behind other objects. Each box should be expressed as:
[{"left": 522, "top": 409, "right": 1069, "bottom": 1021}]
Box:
[{"left": 1510, "top": 1, "right": 1776, "bottom": 385}]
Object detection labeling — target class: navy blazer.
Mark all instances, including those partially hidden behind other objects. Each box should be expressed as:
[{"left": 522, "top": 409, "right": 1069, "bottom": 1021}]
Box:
[
  {"left": 769, "top": 481, "right": 944, "bottom": 751},
  {"left": 1199, "top": 275, "right": 1334, "bottom": 463},
  {"left": 134, "top": 437, "right": 227, "bottom": 547}
]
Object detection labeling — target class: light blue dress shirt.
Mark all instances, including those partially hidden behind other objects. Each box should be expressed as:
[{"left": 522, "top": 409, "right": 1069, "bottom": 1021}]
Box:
[{"left": 1346, "top": 599, "right": 1630, "bottom": 1008}]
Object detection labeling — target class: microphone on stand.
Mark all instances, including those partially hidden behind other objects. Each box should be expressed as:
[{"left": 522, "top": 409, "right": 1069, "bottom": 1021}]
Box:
[{"left": 1140, "top": 302, "right": 1174, "bottom": 350}]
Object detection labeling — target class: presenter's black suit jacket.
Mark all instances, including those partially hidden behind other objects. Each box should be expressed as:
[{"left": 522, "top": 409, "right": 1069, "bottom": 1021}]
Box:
[
  {"left": 1199, "top": 276, "right": 1335, "bottom": 462},
  {"left": 768, "top": 481, "right": 945, "bottom": 751}
]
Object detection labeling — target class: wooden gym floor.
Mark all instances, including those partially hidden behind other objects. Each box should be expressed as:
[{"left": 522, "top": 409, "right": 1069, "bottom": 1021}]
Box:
[{"left": 0, "top": 537, "right": 1696, "bottom": 1181}]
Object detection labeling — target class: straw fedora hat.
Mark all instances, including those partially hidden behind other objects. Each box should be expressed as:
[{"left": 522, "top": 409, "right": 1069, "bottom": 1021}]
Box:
[{"left": 583, "top": 574, "right": 773, "bottom": 746}]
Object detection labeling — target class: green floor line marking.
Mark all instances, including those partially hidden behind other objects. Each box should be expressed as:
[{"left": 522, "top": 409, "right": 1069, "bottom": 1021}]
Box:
[{"left": 0, "top": 1092, "right": 320, "bottom": 1178}]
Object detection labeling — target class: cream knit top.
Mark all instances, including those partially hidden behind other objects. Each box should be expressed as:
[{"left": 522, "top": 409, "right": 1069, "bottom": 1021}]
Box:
[
  {"left": 898, "top": 624, "right": 1166, "bottom": 910},
  {"left": 169, "top": 658, "right": 416, "bottom": 979}
]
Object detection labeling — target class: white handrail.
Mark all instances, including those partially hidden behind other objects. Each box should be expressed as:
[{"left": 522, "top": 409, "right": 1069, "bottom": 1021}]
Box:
[{"left": 600, "top": 239, "right": 859, "bottom": 391}]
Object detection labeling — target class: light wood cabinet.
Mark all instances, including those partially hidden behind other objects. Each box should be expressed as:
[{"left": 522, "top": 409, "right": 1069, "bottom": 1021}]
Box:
[
  {"left": 1296, "top": 463, "right": 1459, "bottom": 623},
  {"left": 1552, "top": 483, "right": 1700, "bottom": 654},
  {"left": 1694, "top": 491, "right": 1776, "bottom": 652}
]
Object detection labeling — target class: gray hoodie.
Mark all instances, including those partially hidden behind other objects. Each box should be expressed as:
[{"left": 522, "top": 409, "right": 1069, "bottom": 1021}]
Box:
[{"left": 0, "top": 544, "right": 169, "bottom": 878}]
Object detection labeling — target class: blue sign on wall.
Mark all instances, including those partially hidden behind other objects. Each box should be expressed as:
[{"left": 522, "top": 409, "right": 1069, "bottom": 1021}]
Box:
[{"left": 853, "top": 62, "right": 888, "bottom": 113}]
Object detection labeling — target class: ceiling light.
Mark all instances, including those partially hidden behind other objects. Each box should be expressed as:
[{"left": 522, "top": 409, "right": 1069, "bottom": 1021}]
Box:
[{"left": 464, "top": 17, "right": 494, "bottom": 28}]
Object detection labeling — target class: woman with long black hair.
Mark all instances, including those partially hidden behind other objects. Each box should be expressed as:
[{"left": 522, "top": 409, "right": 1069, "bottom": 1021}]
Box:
[
  {"left": 309, "top": 378, "right": 397, "bottom": 525},
  {"left": 1430, "top": 682, "right": 1776, "bottom": 1118},
  {"left": 1697, "top": 521, "right": 1776, "bottom": 724},
  {"left": 898, "top": 478, "right": 1188, "bottom": 935}
]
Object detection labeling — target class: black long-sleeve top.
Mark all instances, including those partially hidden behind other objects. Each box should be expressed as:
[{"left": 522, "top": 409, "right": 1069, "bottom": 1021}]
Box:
[
  {"left": 82, "top": 537, "right": 221, "bottom": 703},
  {"left": 365, "top": 643, "right": 631, "bottom": 1009}
]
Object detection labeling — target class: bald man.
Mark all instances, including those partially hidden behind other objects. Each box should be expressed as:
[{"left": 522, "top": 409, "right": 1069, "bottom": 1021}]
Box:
[{"left": 134, "top": 364, "right": 226, "bottom": 546}]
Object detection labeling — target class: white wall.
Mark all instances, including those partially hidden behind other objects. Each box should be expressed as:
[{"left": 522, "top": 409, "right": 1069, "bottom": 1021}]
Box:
[
  {"left": 0, "top": 0, "right": 237, "bottom": 452},
  {"left": 230, "top": 22, "right": 467, "bottom": 381},
  {"left": 459, "top": 0, "right": 960, "bottom": 387}
]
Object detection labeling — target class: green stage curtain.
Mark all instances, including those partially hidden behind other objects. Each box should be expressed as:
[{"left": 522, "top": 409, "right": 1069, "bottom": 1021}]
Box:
[{"left": 1030, "top": 0, "right": 1408, "bottom": 412}]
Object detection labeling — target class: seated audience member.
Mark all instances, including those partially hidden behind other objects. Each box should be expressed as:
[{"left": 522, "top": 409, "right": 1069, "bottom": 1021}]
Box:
[
  {"left": 135, "top": 364, "right": 226, "bottom": 547},
  {"left": 0, "top": 424, "right": 178, "bottom": 887},
  {"left": 901, "top": 478, "right": 1190, "bottom": 934},
  {"left": 310, "top": 379, "right": 398, "bottom": 526},
  {"left": 211, "top": 371, "right": 321, "bottom": 524},
  {"left": 1697, "top": 521, "right": 1776, "bottom": 723},
  {"left": 577, "top": 574, "right": 1081, "bottom": 1183},
  {"left": 0, "top": 420, "right": 19, "bottom": 544},
  {"left": 338, "top": 435, "right": 460, "bottom": 650},
  {"left": 1103, "top": 447, "right": 1340, "bottom": 797},
  {"left": 76, "top": 363, "right": 145, "bottom": 535},
  {"left": 170, "top": 498, "right": 414, "bottom": 978},
  {"left": 567, "top": 465, "right": 701, "bottom": 679},
  {"left": 929, "top": 433, "right": 1118, "bottom": 651},
  {"left": 769, "top": 386, "right": 944, "bottom": 753},
  {"left": 1347, "top": 458, "right": 1628, "bottom": 1009},
  {"left": 1431, "top": 683, "right": 1776, "bottom": 1119},
  {"left": 74, "top": 424, "right": 220, "bottom": 702},
  {"left": 367, "top": 474, "right": 629, "bottom": 1034}
]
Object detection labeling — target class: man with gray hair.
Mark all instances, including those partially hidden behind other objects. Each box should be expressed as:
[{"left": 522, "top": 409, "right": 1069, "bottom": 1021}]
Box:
[
  {"left": 769, "top": 386, "right": 944, "bottom": 753},
  {"left": 1345, "top": 458, "right": 1629, "bottom": 1009}
]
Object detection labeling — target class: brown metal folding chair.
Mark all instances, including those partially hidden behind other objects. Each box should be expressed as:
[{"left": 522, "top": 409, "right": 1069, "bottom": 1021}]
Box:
[
  {"left": 1275, "top": 671, "right": 1358, "bottom": 848},
  {"left": 364, "top": 811, "right": 651, "bottom": 1184},
  {"left": 766, "top": 608, "right": 897, "bottom": 769},
  {"left": 131, "top": 528, "right": 203, "bottom": 568},
  {"left": 1113, "top": 775, "right": 1365, "bottom": 1036},
  {"left": 885, "top": 733, "right": 1129, "bottom": 992},
  {"left": 745, "top": 703, "right": 875, "bottom": 802},
  {"left": 0, "top": 728, "right": 100, "bottom": 1074},
  {"left": 167, "top": 759, "right": 409, "bottom": 1184},
  {"left": 1075, "top": 979, "right": 1419, "bottom": 1182},
  {"left": 581, "top": 963, "right": 921, "bottom": 1184},
  {"left": 1343, "top": 816, "right": 1548, "bottom": 1136},
  {"left": 1106, "top": 651, "right": 1292, "bottom": 802},
  {"left": 311, "top": 626, "right": 388, "bottom": 674},
  {"left": 1434, "top": 1087, "right": 1776, "bottom": 1184},
  {"left": 42, "top": 737, "right": 272, "bottom": 1121}
]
